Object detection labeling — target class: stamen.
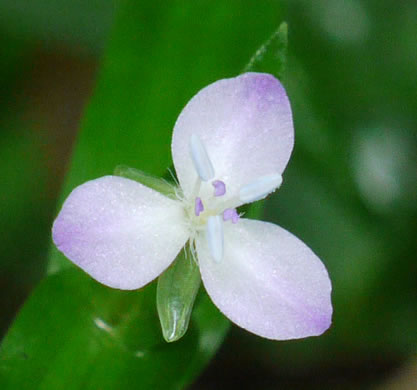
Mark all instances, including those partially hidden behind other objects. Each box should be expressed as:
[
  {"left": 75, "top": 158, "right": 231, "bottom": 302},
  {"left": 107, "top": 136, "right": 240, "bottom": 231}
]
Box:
[
  {"left": 239, "top": 174, "right": 283, "bottom": 203},
  {"left": 223, "top": 208, "right": 239, "bottom": 224},
  {"left": 212, "top": 180, "right": 226, "bottom": 197},
  {"left": 206, "top": 216, "right": 224, "bottom": 263},
  {"left": 195, "top": 197, "right": 204, "bottom": 216},
  {"left": 189, "top": 134, "right": 215, "bottom": 181}
]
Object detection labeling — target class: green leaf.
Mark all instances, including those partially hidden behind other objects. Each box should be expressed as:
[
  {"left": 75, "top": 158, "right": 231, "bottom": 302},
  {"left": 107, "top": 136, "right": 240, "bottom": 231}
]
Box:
[
  {"left": 114, "top": 165, "right": 177, "bottom": 197},
  {"left": 0, "top": 269, "right": 227, "bottom": 389},
  {"left": 157, "top": 250, "right": 201, "bottom": 343},
  {"left": 243, "top": 21, "right": 288, "bottom": 80},
  {"left": 1, "top": 0, "right": 285, "bottom": 388}
]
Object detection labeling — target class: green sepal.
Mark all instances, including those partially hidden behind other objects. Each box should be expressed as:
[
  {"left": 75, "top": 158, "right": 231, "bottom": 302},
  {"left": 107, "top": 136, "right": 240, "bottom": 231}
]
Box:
[
  {"left": 114, "top": 165, "right": 177, "bottom": 198},
  {"left": 157, "top": 249, "right": 201, "bottom": 343},
  {"left": 243, "top": 21, "right": 288, "bottom": 80}
]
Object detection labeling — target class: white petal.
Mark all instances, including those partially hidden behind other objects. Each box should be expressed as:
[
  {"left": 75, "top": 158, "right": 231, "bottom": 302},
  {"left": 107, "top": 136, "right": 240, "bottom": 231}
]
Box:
[
  {"left": 52, "top": 176, "right": 189, "bottom": 290},
  {"left": 172, "top": 73, "right": 294, "bottom": 202},
  {"left": 197, "top": 219, "right": 332, "bottom": 340}
]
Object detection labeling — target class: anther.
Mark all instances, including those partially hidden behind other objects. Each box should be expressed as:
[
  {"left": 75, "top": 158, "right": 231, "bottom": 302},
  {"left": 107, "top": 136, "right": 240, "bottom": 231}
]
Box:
[
  {"left": 223, "top": 208, "right": 239, "bottom": 224},
  {"left": 195, "top": 197, "right": 204, "bottom": 216},
  {"left": 212, "top": 180, "right": 226, "bottom": 197},
  {"left": 239, "top": 174, "right": 283, "bottom": 203},
  {"left": 206, "top": 216, "right": 224, "bottom": 263},
  {"left": 189, "top": 134, "right": 215, "bottom": 181}
]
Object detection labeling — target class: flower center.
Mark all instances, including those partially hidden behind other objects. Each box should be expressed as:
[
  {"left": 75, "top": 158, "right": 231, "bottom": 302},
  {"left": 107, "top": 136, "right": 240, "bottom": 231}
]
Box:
[{"left": 186, "top": 134, "right": 283, "bottom": 264}]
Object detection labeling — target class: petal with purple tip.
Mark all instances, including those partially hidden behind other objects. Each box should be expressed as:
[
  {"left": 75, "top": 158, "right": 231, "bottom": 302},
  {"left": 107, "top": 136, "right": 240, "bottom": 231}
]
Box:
[
  {"left": 52, "top": 176, "right": 189, "bottom": 290},
  {"left": 172, "top": 72, "right": 294, "bottom": 202},
  {"left": 196, "top": 219, "right": 332, "bottom": 340}
]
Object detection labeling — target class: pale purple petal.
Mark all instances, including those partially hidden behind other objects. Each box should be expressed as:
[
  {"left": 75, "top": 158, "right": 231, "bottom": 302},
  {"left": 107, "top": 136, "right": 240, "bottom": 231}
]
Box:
[
  {"left": 172, "top": 73, "right": 294, "bottom": 202},
  {"left": 197, "top": 219, "right": 332, "bottom": 340},
  {"left": 52, "top": 176, "right": 189, "bottom": 290}
]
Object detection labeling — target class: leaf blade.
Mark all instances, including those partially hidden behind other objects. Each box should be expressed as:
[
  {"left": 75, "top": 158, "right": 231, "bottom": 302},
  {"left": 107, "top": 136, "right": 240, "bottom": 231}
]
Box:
[{"left": 1, "top": 1, "right": 286, "bottom": 388}]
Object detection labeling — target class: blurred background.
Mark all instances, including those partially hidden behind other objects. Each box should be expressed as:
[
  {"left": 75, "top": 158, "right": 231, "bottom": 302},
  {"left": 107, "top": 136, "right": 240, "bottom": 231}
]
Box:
[{"left": 0, "top": 0, "right": 416, "bottom": 389}]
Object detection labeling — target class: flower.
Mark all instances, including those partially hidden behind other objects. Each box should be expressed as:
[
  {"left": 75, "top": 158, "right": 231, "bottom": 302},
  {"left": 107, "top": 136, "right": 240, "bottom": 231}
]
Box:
[{"left": 52, "top": 73, "right": 332, "bottom": 340}]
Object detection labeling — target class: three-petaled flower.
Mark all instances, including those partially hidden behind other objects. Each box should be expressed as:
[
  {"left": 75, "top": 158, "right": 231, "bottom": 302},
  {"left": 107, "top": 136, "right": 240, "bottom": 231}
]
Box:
[{"left": 53, "top": 73, "right": 332, "bottom": 340}]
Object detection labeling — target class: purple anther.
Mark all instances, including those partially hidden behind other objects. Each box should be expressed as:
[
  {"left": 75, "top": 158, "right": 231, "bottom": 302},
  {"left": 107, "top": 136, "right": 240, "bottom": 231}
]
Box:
[
  {"left": 223, "top": 208, "right": 239, "bottom": 224},
  {"left": 195, "top": 197, "right": 204, "bottom": 216},
  {"left": 212, "top": 180, "right": 226, "bottom": 197}
]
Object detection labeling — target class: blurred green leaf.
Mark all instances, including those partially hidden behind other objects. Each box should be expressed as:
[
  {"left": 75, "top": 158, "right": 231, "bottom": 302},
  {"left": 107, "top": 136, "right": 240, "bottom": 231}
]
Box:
[
  {"left": 0, "top": 122, "right": 51, "bottom": 336},
  {"left": 0, "top": 0, "right": 116, "bottom": 54},
  {"left": 1, "top": 0, "right": 285, "bottom": 388},
  {"left": 0, "top": 33, "right": 31, "bottom": 93}
]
